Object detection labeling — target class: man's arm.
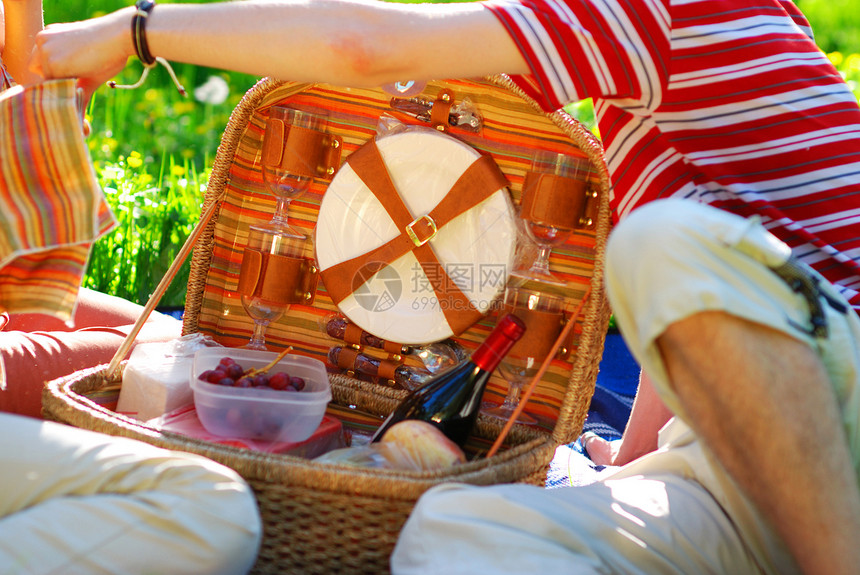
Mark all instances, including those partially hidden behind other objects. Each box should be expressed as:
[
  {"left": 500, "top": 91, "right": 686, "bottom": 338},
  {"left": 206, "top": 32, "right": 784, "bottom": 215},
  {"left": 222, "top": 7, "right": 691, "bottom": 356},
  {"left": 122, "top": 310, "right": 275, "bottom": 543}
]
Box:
[
  {"left": 31, "top": 0, "right": 529, "bottom": 93},
  {"left": 3, "top": 0, "right": 43, "bottom": 84}
]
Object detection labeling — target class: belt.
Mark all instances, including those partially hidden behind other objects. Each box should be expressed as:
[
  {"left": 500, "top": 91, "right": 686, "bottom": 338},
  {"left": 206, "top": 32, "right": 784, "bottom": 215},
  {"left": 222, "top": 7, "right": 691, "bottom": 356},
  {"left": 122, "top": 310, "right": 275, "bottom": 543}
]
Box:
[{"left": 769, "top": 255, "right": 848, "bottom": 338}]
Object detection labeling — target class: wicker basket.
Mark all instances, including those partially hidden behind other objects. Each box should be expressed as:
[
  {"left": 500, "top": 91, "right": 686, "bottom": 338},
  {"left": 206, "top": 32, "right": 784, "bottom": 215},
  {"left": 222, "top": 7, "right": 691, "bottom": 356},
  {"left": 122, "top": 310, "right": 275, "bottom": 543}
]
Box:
[{"left": 43, "top": 75, "right": 612, "bottom": 574}]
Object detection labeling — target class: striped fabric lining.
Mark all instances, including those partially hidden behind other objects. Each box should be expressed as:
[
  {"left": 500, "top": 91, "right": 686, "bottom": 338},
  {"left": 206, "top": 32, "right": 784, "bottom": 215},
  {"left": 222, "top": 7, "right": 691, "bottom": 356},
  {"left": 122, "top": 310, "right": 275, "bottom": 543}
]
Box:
[
  {"left": 0, "top": 77, "right": 116, "bottom": 322},
  {"left": 192, "top": 79, "right": 605, "bottom": 430}
]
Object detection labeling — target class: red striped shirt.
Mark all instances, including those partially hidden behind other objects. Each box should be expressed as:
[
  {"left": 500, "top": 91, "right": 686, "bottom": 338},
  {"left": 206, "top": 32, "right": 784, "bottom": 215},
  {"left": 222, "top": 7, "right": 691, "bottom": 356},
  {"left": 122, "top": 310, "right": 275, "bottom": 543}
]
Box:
[{"left": 488, "top": 0, "right": 860, "bottom": 307}]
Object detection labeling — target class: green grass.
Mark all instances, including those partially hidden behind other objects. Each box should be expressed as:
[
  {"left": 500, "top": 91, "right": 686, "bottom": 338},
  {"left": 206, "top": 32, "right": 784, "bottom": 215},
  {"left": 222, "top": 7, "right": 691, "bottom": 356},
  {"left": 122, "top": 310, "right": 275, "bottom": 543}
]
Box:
[
  {"left": 53, "top": 0, "right": 859, "bottom": 308},
  {"left": 79, "top": 69, "right": 257, "bottom": 307},
  {"left": 796, "top": 0, "right": 860, "bottom": 54}
]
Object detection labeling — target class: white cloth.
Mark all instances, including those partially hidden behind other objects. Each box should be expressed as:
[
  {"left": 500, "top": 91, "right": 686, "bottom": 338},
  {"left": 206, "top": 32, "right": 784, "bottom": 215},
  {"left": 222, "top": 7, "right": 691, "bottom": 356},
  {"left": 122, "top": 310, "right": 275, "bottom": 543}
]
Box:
[
  {"left": 392, "top": 199, "right": 860, "bottom": 574},
  {"left": 0, "top": 413, "right": 262, "bottom": 574}
]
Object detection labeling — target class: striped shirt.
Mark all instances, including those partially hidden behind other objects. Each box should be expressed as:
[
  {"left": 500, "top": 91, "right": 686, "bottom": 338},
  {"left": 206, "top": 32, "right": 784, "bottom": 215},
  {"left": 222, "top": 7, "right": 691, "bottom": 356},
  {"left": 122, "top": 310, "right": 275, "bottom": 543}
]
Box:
[{"left": 487, "top": 0, "right": 860, "bottom": 307}]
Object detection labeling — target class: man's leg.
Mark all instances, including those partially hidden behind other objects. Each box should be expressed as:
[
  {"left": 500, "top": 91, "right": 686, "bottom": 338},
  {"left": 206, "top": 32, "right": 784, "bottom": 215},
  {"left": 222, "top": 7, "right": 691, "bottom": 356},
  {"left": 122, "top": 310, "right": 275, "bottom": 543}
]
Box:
[
  {"left": 0, "top": 413, "right": 262, "bottom": 574},
  {"left": 4, "top": 287, "right": 178, "bottom": 331},
  {"left": 0, "top": 288, "right": 183, "bottom": 418},
  {"left": 584, "top": 369, "right": 672, "bottom": 466},
  {"left": 392, "top": 471, "right": 761, "bottom": 574}
]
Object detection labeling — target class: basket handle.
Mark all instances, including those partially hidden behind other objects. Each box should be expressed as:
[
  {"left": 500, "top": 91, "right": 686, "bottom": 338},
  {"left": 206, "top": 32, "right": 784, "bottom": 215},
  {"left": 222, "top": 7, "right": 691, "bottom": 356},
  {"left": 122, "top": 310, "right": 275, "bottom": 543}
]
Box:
[{"left": 104, "top": 197, "right": 222, "bottom": 380}]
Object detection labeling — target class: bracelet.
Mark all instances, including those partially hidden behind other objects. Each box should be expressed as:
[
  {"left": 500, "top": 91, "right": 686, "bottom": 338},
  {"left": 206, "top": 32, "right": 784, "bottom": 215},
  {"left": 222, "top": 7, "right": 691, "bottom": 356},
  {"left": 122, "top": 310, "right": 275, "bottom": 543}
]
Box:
[
  {"left": 110, "top": 0, "right": 186, "bottom": 95},
  {"left": 132, "top": 0, "right": 157, "bottom": 67}
]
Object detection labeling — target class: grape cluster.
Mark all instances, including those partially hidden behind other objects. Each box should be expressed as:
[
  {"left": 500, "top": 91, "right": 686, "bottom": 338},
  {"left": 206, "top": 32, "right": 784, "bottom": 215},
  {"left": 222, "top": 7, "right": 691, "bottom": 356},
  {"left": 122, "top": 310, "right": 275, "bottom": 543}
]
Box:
[{"left": 198, "top": 357, "right": 306, "bottom": 392}]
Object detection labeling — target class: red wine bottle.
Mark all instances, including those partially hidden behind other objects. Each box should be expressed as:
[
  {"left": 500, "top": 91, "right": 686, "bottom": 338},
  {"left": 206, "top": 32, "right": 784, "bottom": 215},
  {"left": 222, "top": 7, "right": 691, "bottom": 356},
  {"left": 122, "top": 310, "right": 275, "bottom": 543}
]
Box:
[{"left": 370, "top": 314, "right": 526, "bottom": 447}]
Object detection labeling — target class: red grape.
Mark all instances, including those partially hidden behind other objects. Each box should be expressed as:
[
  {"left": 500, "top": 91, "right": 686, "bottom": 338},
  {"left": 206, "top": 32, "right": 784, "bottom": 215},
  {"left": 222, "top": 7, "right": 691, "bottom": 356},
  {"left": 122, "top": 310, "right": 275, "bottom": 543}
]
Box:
[
  {"left": 268, "top": 372, "right": 290, "bottom": 391},
  {"left": 201, "top": 357, "right": 309, "bottom": 393},
  {"left": 205, "top": 369, "right": 227, "bottom": 383},
  {"left": 289, "top": 376, "right": 306, "bottom": 391},
  {"left": 226, "top": 363, "right": 244, "bottom": 380},
  {"left": 198, "top": 369, "right": 217, "bottom": 382},
  {"left": 234, "top": 377, "right": 254, "bottom": 388}
]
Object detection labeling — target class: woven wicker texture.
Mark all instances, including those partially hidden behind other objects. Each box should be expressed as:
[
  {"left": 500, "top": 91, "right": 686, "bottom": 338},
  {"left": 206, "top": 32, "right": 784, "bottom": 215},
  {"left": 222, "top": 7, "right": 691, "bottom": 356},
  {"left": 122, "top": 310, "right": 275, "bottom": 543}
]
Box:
[{"left": 43, "top": 76, "right": 612, "bottom": 574}]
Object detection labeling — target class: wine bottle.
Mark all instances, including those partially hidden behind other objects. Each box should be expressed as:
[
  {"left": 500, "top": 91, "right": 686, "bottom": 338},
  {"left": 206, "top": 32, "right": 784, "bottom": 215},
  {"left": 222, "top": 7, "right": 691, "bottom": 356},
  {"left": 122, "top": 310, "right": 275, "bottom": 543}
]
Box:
[{"left": 370, "top": 314, "right": 526, "bottom": 448}]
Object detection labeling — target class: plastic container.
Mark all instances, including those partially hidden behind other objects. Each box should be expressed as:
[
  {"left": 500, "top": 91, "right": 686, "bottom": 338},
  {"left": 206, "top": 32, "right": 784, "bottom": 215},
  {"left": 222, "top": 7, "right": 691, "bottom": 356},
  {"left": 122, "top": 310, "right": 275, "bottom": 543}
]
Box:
[{"left": 190, "top": 348, "right": 331, "bottom": 442}]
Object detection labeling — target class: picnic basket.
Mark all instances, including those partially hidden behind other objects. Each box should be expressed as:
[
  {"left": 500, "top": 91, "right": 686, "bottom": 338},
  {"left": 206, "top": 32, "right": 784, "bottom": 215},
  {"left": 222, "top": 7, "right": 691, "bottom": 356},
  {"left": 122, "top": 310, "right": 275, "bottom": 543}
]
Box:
[{"left": 43, "top": 75, "right": 613, "bottom": 574}]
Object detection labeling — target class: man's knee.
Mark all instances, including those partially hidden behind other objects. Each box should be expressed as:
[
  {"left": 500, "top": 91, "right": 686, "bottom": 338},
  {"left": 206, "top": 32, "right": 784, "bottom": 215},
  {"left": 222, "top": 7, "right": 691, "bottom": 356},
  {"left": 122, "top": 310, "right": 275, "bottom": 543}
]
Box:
[{"left": 607, "top": 199, "right": 731, "bottom": 278}]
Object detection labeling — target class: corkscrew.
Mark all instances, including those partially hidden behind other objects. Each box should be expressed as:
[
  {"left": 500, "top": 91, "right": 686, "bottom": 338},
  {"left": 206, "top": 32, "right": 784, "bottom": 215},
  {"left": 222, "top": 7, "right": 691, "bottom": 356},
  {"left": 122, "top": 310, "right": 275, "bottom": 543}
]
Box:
[{"left": 389, "top": 95, "right": 483, "bottom": 132}]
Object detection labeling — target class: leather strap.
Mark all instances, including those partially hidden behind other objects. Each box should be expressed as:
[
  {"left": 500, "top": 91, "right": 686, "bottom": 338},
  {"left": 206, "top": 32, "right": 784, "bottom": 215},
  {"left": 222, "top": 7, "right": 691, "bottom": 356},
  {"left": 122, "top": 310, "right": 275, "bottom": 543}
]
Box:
[
  {"left": 262, "top": 121, "right": 342, "bottom": 181},
  {"left": 521, "top": 172, "right": 589, "bottom": 230},
  {"left": 382, "top": 339, "right": 405, "bottom": 355},
  {"left": 342, "top": 322, "right": 365, "bottom": 347},
  {"left": 320, "top": 139, "right": 509, "bottom": 336},
  {"left": 237, "top": 248, "right": 319, "bottom": 305},
  {"left": 132, "top": 0, "right": 157, "bottom": 67},
  {"left": 581, "top": 186, "right": 599, "bottom": 229},
  {"left": 503, "top": 303, "right": 564, "bottom": 360},
  {"left": 335, "top": 346, "right": 360, "bottom": 370},
  {"left": 333, "top": 346, "right": 402, "bottom": 380},
  {"left": 430, "top": 89, "right": 454, "bottom": 132},
  {"left": 377, "top": 358, "right": 402, "bottom": 381}
]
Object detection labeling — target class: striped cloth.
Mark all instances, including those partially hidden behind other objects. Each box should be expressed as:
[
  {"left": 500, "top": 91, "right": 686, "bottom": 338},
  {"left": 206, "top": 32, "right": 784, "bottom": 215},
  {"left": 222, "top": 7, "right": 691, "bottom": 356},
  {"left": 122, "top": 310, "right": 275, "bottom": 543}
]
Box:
[
  {"left": 0, "top": 76, "right": 116, "bottom": 322},
  {"left": 487, "top": 0, "right": 860, "bottom": 308}
]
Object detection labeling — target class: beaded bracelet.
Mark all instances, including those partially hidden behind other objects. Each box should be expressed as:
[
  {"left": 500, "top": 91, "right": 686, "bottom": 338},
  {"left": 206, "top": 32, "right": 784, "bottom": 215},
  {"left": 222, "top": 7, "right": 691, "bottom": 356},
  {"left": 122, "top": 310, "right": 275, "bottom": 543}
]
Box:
[{"left": 109, "top": 0, "right": 186, "bottom": 95}]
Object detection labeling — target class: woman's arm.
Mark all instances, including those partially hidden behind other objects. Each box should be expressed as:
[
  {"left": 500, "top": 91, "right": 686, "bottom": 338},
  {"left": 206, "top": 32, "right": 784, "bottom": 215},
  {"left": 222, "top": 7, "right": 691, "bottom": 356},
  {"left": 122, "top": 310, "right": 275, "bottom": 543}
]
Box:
[
  {"left": 584, "top": 370, "right": 674, "bottom": 466},
  {"left": 31, "top": 0, "right": 529, "bottom": 92},
  {"left": 2, "top": 0, "right": 43, "bottom": 84}
]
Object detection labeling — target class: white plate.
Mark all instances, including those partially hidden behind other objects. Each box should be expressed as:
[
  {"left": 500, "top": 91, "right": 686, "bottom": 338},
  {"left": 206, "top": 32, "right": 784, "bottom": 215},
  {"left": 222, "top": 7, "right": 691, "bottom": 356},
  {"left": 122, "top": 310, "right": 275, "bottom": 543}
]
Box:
[{"left": 315, "top": 129, "right": 515, "bottom": 344}]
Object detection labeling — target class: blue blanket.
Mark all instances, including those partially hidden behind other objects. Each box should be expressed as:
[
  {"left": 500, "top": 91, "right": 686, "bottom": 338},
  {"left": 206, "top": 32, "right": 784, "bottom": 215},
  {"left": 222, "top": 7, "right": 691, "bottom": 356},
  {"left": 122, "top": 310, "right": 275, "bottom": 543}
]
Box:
[{"left": 546, "top": 331, "right": 639, "bottom": 488}]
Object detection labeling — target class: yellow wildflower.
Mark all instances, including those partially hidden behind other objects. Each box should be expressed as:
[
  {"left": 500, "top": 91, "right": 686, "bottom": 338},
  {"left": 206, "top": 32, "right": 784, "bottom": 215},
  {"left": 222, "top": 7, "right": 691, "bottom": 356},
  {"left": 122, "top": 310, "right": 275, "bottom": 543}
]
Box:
[{"left": 828, "top": 52, "right": 844, "bottom": 67}]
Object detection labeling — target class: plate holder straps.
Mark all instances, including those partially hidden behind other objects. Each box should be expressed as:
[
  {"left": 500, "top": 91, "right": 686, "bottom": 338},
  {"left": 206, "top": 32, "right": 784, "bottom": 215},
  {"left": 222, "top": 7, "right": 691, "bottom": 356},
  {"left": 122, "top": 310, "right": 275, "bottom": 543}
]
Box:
[{"left": 319, "top": 138, "right": 509, "bottom": 336}]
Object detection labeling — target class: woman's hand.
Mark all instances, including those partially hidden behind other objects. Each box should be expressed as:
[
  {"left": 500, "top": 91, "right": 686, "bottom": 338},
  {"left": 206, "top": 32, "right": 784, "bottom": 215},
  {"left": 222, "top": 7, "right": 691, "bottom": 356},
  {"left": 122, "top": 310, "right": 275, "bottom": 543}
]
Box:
[{"left": 29, "top": 8, "right": 133, "bottom": 99}]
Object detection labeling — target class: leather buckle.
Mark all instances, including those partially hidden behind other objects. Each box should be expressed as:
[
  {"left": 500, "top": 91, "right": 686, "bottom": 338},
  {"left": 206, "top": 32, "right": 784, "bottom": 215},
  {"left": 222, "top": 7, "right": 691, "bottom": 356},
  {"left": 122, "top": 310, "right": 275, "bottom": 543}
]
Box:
[{"left": 405, "top": 214, "right": 438, "bottom": 247}]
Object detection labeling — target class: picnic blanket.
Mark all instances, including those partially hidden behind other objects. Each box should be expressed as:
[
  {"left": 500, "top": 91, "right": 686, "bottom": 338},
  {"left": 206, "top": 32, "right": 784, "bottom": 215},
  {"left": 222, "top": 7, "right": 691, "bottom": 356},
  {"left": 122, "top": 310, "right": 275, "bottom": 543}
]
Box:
[{"left": 547, "top": 331, "right": 639, "bottom": 487}]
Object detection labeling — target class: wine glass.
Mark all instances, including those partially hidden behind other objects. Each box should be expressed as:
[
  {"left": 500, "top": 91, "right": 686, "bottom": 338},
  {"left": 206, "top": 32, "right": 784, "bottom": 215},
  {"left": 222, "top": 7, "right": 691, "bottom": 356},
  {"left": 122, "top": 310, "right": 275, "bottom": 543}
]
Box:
[
  {"left": 513, "top": 151, "right": 591, "bottom": 286},
  {"left": 258, "top": 106, "right": 329, "bottom": 239},
  {"left": 238, "top": 225, "right": 317, "bottom": 350},
  {"left": 483, "top": 287, "right": 565, "bottom": 425}
]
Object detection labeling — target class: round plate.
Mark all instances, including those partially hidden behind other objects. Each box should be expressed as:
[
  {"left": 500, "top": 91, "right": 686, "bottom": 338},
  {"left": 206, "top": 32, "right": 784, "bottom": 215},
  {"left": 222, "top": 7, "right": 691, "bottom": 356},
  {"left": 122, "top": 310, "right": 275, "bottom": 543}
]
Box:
[{"left": 315, "top": 129, "right": 515, "bottom": 344}]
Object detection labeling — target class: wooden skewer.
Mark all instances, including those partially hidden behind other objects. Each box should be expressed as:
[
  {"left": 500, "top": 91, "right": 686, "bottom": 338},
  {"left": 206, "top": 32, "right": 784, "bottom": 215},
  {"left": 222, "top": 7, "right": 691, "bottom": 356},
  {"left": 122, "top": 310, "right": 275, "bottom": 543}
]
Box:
[
  {"left": 105, "top": 197, "right": 222, "bottom": 381},
  {"left": 486, "top": 285, "right": 592, "bottom": 459}
]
